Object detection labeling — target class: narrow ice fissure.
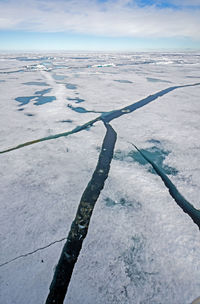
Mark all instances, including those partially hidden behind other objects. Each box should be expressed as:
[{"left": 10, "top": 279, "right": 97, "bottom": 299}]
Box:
[
  {"left": 0, "top": 237, "right": 67, "bottom": 268},
  {"left": 45, "top": 121, "right": 117, "bottom": 304},
  {"left": 131, "top": 143, "right": 200, "bottom": 230},
  {"left": 101, "top": 82, "right": 200, "bottom": 122}
]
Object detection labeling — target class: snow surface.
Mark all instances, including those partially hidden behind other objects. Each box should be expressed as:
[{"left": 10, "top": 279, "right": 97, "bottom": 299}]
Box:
[{"left": 0, "top": 52, "right": 200, "bottom": 304}]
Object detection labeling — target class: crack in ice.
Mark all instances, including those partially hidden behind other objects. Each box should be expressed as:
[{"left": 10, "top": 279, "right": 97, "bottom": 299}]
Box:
[
  {"left": 0, "top": 237, "right": 67, "bottom": 268},
  {"left": 1, "top": 82, "right": 199, "bottom": 154},
  {"left": 45, "top": 121, "right": 117, "bottom": 304},
  {"left": 1, "top": 81, "right": 200, "bottom": 304},
  {"left": 131, "top": 143, "right": 200, "bottom": 230}
]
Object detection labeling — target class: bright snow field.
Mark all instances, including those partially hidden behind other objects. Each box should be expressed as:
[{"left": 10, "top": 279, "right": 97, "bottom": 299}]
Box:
[{"left": 0, "top": 52, "right": 200, "bottom": 304}]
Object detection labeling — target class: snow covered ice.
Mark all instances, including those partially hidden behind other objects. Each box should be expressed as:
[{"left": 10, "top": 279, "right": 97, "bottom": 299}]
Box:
[{"left": 0, "top": 52, "right": 200, "bottom": 304}]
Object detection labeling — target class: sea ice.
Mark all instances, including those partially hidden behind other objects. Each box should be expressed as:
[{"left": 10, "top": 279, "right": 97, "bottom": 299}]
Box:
[{"left": 0, "top": 52, "right": 200, "bottom": 304}]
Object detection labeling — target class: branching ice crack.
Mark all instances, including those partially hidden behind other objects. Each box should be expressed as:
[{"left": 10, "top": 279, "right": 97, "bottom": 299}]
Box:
[
  {"left": 1, "top": 82, "right": 199, "bottom": 154},
  {"left": 1, "top": 82, "right": 200, "bottom": 304}
]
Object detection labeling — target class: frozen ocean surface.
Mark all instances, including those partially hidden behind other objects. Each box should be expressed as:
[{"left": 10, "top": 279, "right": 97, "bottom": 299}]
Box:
[{"left": 0, "top": 52, "right": 200, "bottom": 304}]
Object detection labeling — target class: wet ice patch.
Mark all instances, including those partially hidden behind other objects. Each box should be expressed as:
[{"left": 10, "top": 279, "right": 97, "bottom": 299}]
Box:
[
  {"left": 67, "top": 105, "right": 90, "bottom": 113},
  {"left": 15, "top": 96, "right": 36, "bottom": 106},
  {"left": 33, "top": 87, "right": 55, "bottom": 106},
  {"left": 34, "top": 88, "right": 52, "bottom": 95},
  {"left": 58, "top": 119, "right": 73, "bottom": 123},
  {"left": 114, "top": 80, "right": 133, "bottom": 84},
  {"left": 71, "top": 57, "right": 91, "bottom": 60},
  {"left": 0, "top": 69, "right": 24, "bottom": 74},
  {"left": 15, "top": 87, "right": 56, "bottom": 107},
  {"left": 129, "top": 146, "right": 178, "bottom": 176},
  {"left": 147, "top": 139, "right": 161, "bottom": 145},
  {"left": 146, "top": 77, "right": 171, "bottom": 83},
  {"left": 114, "top": 144, "right": 178, "bottom": 176},
  {"left": 41, "top": 62, "right": 52, "bottom": 69},
  {"left": 34, "top": 96, "right": 56, "bottom": 106},
  {"left": 52, "top": 74, "right": 67, "bottom": 81},
  {"left": 25, "top": 113, "right": 35, "bottom": 117},
  {"left": 66, "top": 83, "right": 77, "bottom": 90},
  {"left": 185, "top": 75, "right": 200, "bottom": 79},
  {"left": 23, "top": 82, "right": 50, "bottom": 86},
  {"left": 53, "top": 64, "right": 68, "bottom": 69},
  {"left": 67, "top": 97, "right": 85, "bottom": 103}
]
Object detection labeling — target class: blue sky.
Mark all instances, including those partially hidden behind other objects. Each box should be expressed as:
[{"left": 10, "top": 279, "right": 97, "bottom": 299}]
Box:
[{"left": 0, "top": 0, "right": 200, "bottom": 51}]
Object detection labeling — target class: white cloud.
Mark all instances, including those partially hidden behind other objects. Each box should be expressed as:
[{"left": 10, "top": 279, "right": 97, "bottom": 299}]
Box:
[{"left": 0, "top": 0, "right": 200, "bottom": 39}]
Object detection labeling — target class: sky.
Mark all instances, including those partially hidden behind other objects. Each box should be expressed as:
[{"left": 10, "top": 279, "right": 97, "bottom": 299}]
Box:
[{"left": 0, "top": 0, "right": 200, "bottom": 51}]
